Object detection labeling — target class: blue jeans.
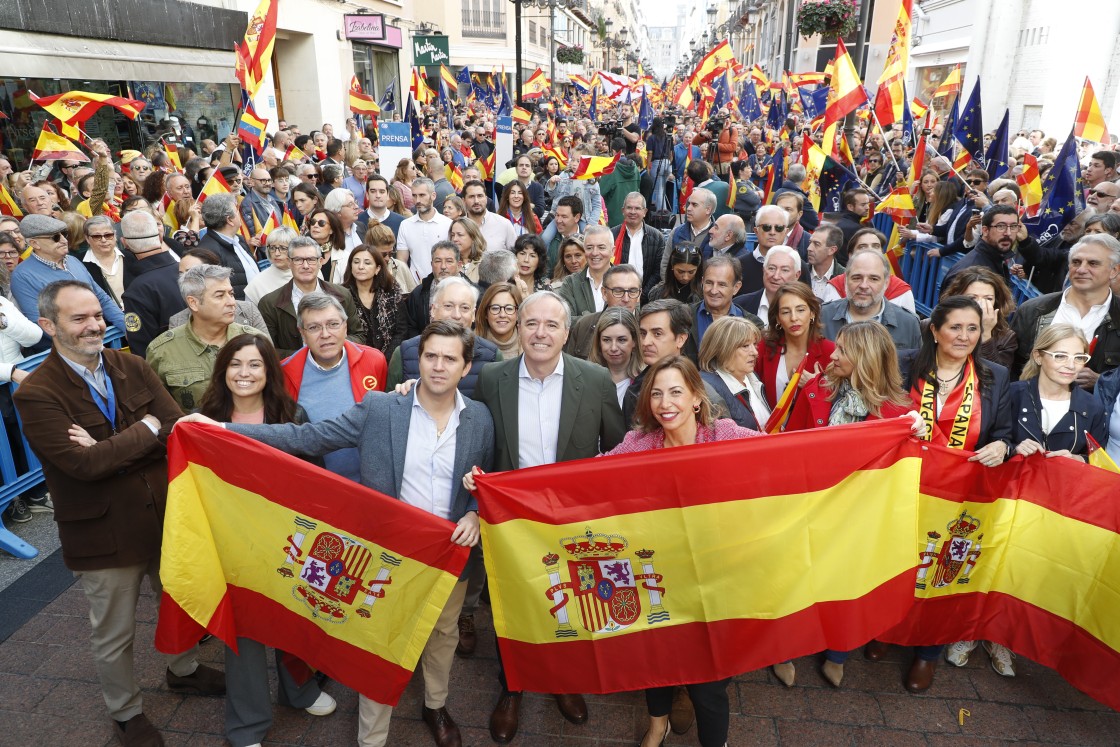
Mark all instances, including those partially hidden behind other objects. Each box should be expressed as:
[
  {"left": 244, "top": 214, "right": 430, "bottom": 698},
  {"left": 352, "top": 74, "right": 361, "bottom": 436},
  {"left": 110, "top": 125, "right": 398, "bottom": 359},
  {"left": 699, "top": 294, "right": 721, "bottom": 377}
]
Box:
[{"left": 539, "top": 217, "right": 589, "bottom": 247}]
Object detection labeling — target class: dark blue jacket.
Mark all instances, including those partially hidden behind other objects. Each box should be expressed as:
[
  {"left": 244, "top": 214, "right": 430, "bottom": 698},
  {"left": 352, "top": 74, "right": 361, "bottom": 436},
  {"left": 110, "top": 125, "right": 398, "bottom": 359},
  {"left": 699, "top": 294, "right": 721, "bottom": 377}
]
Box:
[
  {"left": 700, "top": 371, "right": 761, "bottom": 431},
  {"left": 399, "top": 334, "right": 499, "bottom": 396},
  {"left": 1010, "top": 378, "right": 1107, "bottom": 455},
  {"left": 898, "top": 350, "right": 1014, "bottom": 451}
]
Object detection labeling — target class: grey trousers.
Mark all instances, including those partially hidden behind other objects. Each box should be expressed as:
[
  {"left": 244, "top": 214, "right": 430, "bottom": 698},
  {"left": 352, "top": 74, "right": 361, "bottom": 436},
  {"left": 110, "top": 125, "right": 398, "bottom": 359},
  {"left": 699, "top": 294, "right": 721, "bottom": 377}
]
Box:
[{"left": 224, "top": 639, "right": 322, "bottom": 747}]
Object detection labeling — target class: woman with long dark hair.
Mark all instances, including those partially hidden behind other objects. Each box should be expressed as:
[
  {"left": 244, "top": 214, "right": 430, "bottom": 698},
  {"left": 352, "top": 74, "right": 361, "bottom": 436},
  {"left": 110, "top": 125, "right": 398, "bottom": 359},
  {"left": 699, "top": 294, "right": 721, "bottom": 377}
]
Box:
[
  {"left": 648, "top": 245, "right": 702, "bottom": 303},
  {"left": 305, "top": 208, "right": 347, "bottom": 283},
  {"left": 498, "top": 181, "right": 541, "bottom": 236},
  {"left": 342, "top": 244, "right": 405, "bottom": 356},
  {"left": 936, "top": 266, "right": 1017, "bottom": 369},
  {"left": 196, "top": 334, "right": 336, "bottom": 744},
  {"left": 754, "top": 283, "right": 834, "bottom": 429},
  {"left": 868, "top": 295, "right": 1012, "bottom": 693}
]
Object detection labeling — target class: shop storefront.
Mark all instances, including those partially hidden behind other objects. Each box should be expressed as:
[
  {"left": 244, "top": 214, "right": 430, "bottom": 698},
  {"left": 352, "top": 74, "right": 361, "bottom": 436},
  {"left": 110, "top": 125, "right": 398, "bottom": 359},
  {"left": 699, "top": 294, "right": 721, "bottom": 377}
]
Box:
[
  {"left": 0, "top": 0, "right": 244, "bottom": 168},
  {"left": 345, "top": 14, "right": 404, "bottom": 120}
]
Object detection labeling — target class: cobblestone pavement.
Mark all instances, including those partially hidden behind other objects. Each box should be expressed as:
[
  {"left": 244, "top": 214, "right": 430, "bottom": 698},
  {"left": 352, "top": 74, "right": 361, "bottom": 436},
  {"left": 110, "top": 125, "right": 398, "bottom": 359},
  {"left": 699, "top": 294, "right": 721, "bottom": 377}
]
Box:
[{"left": 0, "top": 569, "right": 1116, "bottom": 747}]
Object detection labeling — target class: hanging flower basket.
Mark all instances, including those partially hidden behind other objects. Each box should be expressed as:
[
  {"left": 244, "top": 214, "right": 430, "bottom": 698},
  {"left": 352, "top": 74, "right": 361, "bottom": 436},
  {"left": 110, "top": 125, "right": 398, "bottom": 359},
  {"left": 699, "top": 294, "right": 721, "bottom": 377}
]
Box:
[
  {"left": 556, "top": 45, "right": 584, "bottom": 64},
  {"left": 796, "top": 0, "right": 859, "bottom": 40}
]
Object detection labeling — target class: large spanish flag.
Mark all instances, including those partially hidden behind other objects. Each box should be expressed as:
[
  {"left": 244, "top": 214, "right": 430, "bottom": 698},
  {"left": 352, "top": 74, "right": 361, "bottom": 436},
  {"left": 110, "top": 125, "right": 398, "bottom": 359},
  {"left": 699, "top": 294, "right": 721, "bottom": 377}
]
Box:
[
  {"left": 156, "top": 424, "right": 469, "bottom": 706},
  {"left": 882, "top": 443, "right": 1120, "bottom": 711},
  {"left": 476, "top": 419, "right": 922, "bottom": 693}
]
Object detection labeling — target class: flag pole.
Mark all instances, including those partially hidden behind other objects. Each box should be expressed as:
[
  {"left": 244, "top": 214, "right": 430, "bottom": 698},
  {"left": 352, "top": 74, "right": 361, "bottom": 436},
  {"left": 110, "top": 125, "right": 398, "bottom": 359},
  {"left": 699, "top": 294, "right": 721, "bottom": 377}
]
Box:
[{"left": 870, "top": 110, "right": 904, "bottom": 176}]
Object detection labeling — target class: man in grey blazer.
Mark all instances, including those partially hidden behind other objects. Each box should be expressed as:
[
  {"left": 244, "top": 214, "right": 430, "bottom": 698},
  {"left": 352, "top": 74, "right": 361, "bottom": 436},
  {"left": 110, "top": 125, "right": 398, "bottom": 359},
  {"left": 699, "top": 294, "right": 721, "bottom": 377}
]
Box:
[
  {"left": 182, "top": 320, "right": 493, "bottom": 747},
  {"left": 466, "top": 289, "right": 626, "bottom": 744},
  {"left": 820, "top": 250, "right": 922, "bottom": 351}
]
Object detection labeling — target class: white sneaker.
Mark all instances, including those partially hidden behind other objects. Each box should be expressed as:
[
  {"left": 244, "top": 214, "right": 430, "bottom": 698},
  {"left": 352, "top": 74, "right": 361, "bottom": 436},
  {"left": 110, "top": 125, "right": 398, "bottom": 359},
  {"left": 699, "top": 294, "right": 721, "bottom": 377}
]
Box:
[
  {"left": 946, "top": 640, "right": 977, "bottom": 667},
  {"left": 983, "top": 641, "right": 1016, "bottom": 677},
  {"left": 305, "top": 691, "right": 337, "bottom": 716}
]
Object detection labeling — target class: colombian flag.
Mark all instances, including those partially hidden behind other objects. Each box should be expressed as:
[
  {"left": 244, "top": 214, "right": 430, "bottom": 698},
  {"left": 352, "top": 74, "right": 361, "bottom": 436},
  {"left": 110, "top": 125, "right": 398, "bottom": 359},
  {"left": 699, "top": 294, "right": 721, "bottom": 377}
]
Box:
[
  {"left": 572, "top": 152, "right": 621, "bottom": 181},
  {"left": 882, "top": 443, "right": 1120, "bottom": 712},
  {"left": 476, "top": 419, "right": 922, "bottom": 693},
  {"left": 155, "top": 424, "right": 470, "bottom": 706}
]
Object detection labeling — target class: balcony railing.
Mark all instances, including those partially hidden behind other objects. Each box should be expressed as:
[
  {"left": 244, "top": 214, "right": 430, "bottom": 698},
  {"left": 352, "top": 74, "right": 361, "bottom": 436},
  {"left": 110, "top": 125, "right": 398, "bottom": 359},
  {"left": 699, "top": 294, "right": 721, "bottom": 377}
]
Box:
[{"left": 462, "top": 8, "right": 507, "bottom": 39}]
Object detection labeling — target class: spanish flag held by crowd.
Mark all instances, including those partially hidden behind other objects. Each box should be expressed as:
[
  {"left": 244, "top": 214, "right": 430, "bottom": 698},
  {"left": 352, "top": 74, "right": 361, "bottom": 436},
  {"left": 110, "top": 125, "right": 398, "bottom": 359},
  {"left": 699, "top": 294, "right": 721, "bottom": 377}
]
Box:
[
  {"left": 476, "top": 420, "right": 1120, "bottom": 710},
  {"left": 155, "top": 424, "right": 470, "bottom": 706}
]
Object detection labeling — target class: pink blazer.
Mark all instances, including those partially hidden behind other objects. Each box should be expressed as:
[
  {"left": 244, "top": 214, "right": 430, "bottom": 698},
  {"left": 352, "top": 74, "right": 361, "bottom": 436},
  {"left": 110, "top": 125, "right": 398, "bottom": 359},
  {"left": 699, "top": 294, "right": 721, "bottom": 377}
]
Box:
[{"left": 605, "top": 419, "right": 763, "bottom": 455}]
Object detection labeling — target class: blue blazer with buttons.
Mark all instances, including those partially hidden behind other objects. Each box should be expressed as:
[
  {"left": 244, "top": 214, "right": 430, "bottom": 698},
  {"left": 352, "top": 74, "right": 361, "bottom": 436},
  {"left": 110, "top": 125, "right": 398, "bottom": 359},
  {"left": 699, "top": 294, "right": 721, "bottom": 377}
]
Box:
[{"left": 1009, "top": 378, "right": 1108, "bottom": 456}]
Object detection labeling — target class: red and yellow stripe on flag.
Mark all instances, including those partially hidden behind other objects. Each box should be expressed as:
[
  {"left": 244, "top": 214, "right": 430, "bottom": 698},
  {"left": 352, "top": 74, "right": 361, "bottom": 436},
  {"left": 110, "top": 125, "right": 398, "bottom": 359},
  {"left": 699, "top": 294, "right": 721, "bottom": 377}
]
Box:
[
  {"left": 155, "top": 424, "right": 469, "bottom": 705},
  {"left": 197, "top": 169, "right": 233, "bottom": 204},
  {"left": 445, "top": 163, "right": 464, "bottom": 191},
  {"left": 0, "top": 183, "right": 23, "bottom": 217},
  {"left": 476, "top": 419, "right": 921, "bottom": 694},
  {"left": 1017, "top": 153, "right": 1043, "bottom": 218},
  {"left": 1075, "top": 77, "right": 1110, "bottom": 145},
  {"left": 31, "top": 123, "right": 89, "bottom": 162},
  {"left": 882, "top": 444, "right": 1120, "bottom": 711},
  {"left": 572, "top": 152, "right": 621, "bottom": 181}
]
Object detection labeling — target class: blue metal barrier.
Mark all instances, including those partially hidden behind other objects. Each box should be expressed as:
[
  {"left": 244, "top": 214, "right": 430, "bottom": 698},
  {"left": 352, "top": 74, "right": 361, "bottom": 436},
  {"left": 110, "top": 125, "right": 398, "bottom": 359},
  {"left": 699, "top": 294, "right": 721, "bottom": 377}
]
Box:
[
  {"left": 901, "top": 243, "right": 959, "bottom": 318},
  {"left": 1010, "top": 275, "right": 1043, "bottom": 305},
  {"left": 871, "top": 213, "right": 895, "bottom": 237},
  {"left": 0, "top": 326, "right": 125, "bottom": 559}
]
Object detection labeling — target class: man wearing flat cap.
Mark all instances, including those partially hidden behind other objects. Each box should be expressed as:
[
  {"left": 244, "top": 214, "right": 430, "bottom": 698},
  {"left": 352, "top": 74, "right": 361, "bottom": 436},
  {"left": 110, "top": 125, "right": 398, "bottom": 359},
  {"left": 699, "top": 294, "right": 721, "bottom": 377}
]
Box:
[{"left": 11, "top": 214, "right": 126, "bottom": 351}]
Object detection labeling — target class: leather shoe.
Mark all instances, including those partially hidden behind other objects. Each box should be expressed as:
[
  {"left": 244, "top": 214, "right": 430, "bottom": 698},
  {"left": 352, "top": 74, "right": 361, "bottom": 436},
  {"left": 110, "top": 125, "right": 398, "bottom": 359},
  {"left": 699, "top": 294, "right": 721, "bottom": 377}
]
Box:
[
  {"left": 165, "top": 664, "right": 225, "bottom": 696},
  {"left": 864, "top": 640, "right": 890, "bottom": 662},
  {"left": 554, "top": 692, "right": 588, "bottom": 724},
  {"left": 112, "top": 713, "right": 164, "bottom": 747},
  {"left": 489, "top": 691, "right": 522, "bottom": 744},
  {"left": 668, "top": 686, "right": 694, "bottom": 734},
  {"left": 455, "top": 614, "right": 476, "bottom": 658},
  {"left": 906, "top": 657, "right": 937, "bottom": 693},
  {"left": 422, "top": 706, "right": 462, "bottom": 747}
]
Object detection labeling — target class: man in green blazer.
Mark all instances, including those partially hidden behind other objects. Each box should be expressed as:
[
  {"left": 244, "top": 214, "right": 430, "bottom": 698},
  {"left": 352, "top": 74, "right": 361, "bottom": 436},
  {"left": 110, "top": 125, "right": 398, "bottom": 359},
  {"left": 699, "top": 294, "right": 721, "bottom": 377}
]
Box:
[{"left": 468, "top": 289, "right": 625, "bottom": 743}]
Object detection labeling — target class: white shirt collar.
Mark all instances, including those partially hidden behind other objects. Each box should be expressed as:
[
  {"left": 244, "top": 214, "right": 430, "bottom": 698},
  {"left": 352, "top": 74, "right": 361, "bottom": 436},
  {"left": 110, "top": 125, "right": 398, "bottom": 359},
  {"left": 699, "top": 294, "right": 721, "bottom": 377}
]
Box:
[
  {"left": 518, "top": 353, "right": 565, "bottom": 382},
  {"left": 308, "top": 347, "right": 347, "bottom": 372}
]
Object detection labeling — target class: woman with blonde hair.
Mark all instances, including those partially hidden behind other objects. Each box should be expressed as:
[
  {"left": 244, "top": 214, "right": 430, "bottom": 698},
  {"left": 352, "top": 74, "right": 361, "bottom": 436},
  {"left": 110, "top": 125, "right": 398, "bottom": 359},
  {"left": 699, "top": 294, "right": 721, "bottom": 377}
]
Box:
[
  {"left": 589, "top": 307, "right": 642, "bottom": 406},
  {"left": 387, "top": 183, "right": 413, "bottom": 218},
  {"left": 449, "top": 217, "right": 486, "bottom": 283},
  {"left": 475, "top": 282, "right": 524, "bottom": 358},
  {"left": 698, "top": 316, "right": 770, "bottom": 430},
  {"left": 442, "top": 194, "right": 466, "bottom": 220},
  {"left": 363, "top": 221, "right": 417, "bottom": 292},
  {"left": 783, "top": 320, "right": 923, "bottom": 688}
]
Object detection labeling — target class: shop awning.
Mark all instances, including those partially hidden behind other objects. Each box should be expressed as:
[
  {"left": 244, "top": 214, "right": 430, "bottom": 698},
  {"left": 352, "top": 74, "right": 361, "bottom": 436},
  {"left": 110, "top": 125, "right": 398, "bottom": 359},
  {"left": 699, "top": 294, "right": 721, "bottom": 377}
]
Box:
[{"left": 0, "top": 30, "right": 237, "bottom": 84}]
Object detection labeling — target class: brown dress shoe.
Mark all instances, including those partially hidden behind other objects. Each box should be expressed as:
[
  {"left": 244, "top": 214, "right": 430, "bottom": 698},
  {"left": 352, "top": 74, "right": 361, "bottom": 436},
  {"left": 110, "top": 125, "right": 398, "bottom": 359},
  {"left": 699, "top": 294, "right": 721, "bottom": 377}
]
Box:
[
  {"left": 554, "top": 692, "right": 588, "bottom": 724},
  {"left": 864, "top": 640, "right": 890, "bottom": 662},
  {"left": 906, "top": 657, "right": 937, "bottom": 693},
  {"left": 113, "top": 713, "right": 164, "bottom": 747},
  {"left": 668, "top": 685, "right": 695, "bottom": 734},
  {"left": 455, "top": 614, "right": 476, "bottom": 658},
  {"left": 489, "top": 691, "right": 522, "bottom": 744},
  {"left": 165, "top": 664, "right": 226, "bottom": 696},
  {"left": 422, "top": 706, "right": 462, "bottom": 747}
]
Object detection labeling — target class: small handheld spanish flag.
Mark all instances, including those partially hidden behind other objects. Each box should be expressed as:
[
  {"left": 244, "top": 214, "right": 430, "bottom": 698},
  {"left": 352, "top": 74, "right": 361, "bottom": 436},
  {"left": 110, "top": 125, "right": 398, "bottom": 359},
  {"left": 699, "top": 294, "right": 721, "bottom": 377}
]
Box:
[
  {"left": 1087, "top": 434, "right": 1119, "bottom": 473},
  {"left": 572, "top": 152, "right": 620, "bottom": 181}
]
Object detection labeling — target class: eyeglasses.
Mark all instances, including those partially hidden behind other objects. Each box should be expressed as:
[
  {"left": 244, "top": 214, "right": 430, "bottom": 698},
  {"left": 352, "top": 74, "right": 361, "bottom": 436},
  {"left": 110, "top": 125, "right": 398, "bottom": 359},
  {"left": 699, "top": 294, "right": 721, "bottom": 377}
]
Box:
[
  {"left": 290, "top": 256, "right": 321, "bottom": 266},
  {"left": 303, "top": 174, "right": 320, "bottom": 180},
  {"left": 309, "top": 219, "right": 329, "bottom": 228},
  {"left": 303, "top": 320, "right": 344, "bottom": 335},
  {"left": 0, "top": 251, "right": 19, "bottom": 258},
  {"left": 254, "top": 177, "right": 273, "bottom": 184},
  {"left": 37, "top": 232, "right": 65, "bottom": 243},
  {"left": 268, "top": 244, "right": 290, "bottom": 253},
  {"left": 605, "top": 287, "right": 642, "bottom": 299},
  {"left": 757, "top": 224, "right": 786, "bottom": 232},
  {"left": 989, "top": 223, "right": 1020, "bottom": 233},
  {"left": 966, "top": 179, "right": 985, "bottom": 186},
  {"left": 1041, "top": 350, "right": 1091, "bottom": 365},
  {"left": 1091, "top": 189, "right": 1115, "bottom": 198},
  {"left": 87, "top": 233, "right": 116, "bottom": 241},
  {"left": 488, "top": 304, "right": 517, "bottom": 316}
]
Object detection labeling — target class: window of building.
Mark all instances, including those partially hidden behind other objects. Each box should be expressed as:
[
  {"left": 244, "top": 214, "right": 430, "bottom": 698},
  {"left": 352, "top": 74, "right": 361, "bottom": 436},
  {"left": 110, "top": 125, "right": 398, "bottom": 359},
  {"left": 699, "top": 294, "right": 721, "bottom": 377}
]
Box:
[{"left": 530, "top": 21, "right": 537, "bottom": 45}]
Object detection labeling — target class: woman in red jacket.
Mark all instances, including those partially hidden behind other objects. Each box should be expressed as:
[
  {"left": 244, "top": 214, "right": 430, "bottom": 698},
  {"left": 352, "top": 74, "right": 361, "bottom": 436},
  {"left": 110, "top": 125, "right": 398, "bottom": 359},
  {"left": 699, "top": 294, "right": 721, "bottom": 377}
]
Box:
[
  {"left": 754, "top": 283, "right": 834, "bottom": 430},
  {"left": 782, "top": 320, "right": 924, "bottom": 688}
]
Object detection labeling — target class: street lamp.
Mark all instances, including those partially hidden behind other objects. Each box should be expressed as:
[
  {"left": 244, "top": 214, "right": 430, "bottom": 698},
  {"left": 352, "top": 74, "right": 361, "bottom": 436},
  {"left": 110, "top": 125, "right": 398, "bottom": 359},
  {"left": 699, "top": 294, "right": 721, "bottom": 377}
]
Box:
[{"left": 510, "top": 0, "right": 577, "bottom": 103}]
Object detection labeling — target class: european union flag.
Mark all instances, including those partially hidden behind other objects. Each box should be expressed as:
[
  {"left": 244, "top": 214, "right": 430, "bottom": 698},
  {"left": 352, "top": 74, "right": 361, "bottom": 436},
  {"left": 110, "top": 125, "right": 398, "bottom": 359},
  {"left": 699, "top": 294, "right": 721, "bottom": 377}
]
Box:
[
  {"left": 498, "top": 78, "right": 512, "bottom": 116},
  {"left": 439, "top": 80, "right": 456, "bottom": 130},
  {"left": 953, "top": 79, "right": 984, "bottom": 163},
  {"left": 406, "top": 93, "right": 423, "bottom": 150},
  {"left": 378, "top": 80, "right": 395, "bottom": 113},
  {"left": 638, "top": 91, "right": 653, "bottom": 130},
  {"left": 766, "top": 90, "right": 787, "bottom": 130},
  {"left": 1024, "top": 127, "right": 1083, "bottom": 243},
  {"left": 900, "top": 84, "right": 915, "bottom": 147},
  {"left": 711, "top": 72, "right": 731, "bottom": 113},
  {"left": 456, "top": 66, "right": 472, "bottom": 90},
  {"left": 798, "top": 87, "right": 818, "bottom": 120},
  {"left": 739, "top": 82, "right": 762, "bottom": 122},
  {"left": 937, "top": 94, "right": 958, "bottom": 160},
  {"left": 984, "top": 109, "right": 1010, "bottom": 180},
  {"left": 589, "top": 87, "right": 599, "bottom": 122},
  {"left": 819, "top": 155, "right": 861, "bottom": 213}
]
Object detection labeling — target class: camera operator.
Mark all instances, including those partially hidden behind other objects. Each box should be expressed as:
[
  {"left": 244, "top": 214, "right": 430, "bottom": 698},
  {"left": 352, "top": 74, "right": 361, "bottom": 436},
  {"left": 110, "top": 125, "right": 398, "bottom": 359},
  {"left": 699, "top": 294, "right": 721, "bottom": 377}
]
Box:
[{"left": 620, "top": 106, "right": 642, "bottom": 155}]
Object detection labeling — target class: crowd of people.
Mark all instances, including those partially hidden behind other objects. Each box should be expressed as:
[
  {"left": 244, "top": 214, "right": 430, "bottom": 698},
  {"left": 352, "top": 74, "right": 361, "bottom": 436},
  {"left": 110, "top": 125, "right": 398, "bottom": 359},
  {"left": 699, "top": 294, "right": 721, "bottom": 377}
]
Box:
[{"left": 1, "top": 88, "right": 1119, "bottom": 747}]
